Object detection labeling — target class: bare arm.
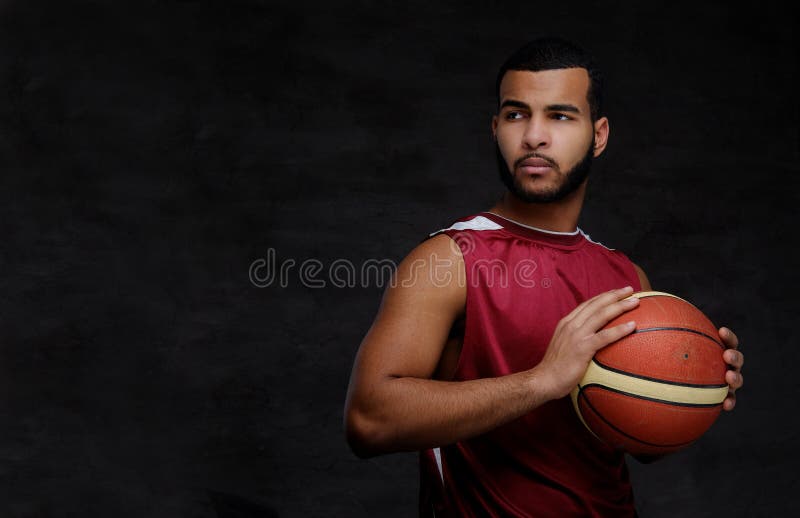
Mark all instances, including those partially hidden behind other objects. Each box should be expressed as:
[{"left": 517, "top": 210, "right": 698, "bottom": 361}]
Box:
[{"left": 344, "top": 235, "right": 641, "bottom": 458}]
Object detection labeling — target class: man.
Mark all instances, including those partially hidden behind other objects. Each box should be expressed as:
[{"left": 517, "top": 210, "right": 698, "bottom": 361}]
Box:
[{"left": 343, "top": 37, "right": 744, "bottom": 517}]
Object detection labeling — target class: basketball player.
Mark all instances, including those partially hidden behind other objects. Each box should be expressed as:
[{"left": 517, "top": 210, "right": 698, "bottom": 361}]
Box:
[{"left": 343, "top": 37, "right": 744, "bottom": 517}]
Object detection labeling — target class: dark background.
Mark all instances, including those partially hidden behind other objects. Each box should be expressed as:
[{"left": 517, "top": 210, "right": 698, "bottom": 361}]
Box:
[{"left": 0, "top": 0, "right": 796, "bottom": 516}]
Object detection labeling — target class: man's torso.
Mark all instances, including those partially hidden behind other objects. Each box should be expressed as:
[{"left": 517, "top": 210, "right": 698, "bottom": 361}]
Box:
[{"left": 420, "top": 211, "right": 641, "bottom": 518}]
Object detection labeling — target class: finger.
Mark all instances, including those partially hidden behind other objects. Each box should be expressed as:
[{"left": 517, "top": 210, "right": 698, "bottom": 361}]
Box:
[
  {"left": 562, "top": 286, "right": 631, "bottom": 325},
  {"left": 589, "top": 320, "right": 637, "bottom": 352},
  {"left": 569, "top": 286, "right": 636, "bottom": 328},
  {"left": 719, "top": 327, "right": 739, "bottom": 349},
  {"left": 723, "top": 393, "right": 736, "bottom": 411},
  {"left": 724, "top": 349, "right": 744, "bottom": 369},
  {"left": 578, "top": 296, "right": 640, "bottom": 333},
  {"left": 725, "top": 369, "right": 743, "bottom": 390}
]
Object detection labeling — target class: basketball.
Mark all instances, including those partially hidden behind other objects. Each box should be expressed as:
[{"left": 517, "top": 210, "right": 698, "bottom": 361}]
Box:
[{"left": 570, "top": 291, "right": 728, "bottom": 457}]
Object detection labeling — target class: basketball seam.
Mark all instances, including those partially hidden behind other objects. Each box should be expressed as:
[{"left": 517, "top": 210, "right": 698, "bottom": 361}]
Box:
[
  {"left": 577, "top": 387, "right": 704, "bottom": 448},
  {"left": 591, "top": 359, "right": 729, "bottom": 389},
  {"left": 632, "top": 326, "right": 724, "bottom": 350}
]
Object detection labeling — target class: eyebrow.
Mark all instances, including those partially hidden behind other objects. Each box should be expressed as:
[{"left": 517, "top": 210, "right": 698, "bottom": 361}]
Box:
[{"left": 499, "top": 99, "right": 581, "bottom": 114}]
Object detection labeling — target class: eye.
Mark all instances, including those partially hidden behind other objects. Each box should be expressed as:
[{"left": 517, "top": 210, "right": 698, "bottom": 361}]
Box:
[
  {"left": 551, "top": 113, "right": 572, "bottom": 121},
  {"left": 505, "top": 111, "right": 525, "bottom": 121}
]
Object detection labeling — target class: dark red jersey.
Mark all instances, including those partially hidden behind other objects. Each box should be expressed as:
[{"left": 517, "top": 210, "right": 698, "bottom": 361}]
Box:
[{"left": 419, "top": 211, "right": 642, "bottom": 517}]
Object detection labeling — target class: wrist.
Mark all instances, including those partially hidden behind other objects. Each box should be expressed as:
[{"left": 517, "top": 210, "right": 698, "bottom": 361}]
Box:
[{"left": 526, "top": 365, "right": 559, "bottom": 404}]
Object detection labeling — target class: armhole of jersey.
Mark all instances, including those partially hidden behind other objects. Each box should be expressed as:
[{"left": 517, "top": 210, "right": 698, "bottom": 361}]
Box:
[{"left": 617, "top": 251, "right": 643, "bottom": 292}]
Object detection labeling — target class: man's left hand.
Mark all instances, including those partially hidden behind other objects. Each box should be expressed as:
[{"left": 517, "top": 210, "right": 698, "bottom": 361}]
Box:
[{"left": 719, "top": 327, "right": 744, "bottom": 411}]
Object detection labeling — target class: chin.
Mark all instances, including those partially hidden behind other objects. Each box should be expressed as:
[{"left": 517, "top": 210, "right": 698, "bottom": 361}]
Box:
[{"left": 517, "top": 178, "right": 560, "bottom": 195}]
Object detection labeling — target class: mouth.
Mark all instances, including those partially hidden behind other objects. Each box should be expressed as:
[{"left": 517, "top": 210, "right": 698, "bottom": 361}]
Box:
[{"left": 517, "top": 156, "right": 555, "bottom": 176}]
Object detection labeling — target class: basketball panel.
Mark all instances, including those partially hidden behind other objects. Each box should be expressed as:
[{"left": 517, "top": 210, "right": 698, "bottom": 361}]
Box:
[
  {"left": 594, "top": 329, "right": 727, "bottom": 386},
  {"left": 582, "top": 385, "right": 723, "bottom": 444},
  {"left": 577, "top": 391, "right": 690, "bottom": 456},
  {"left": 605, "top": 294, "right": 721, "bottom": 342}
]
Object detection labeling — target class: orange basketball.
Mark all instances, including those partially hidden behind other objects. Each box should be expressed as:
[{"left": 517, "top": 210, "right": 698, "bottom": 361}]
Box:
[{"left": 570, "top": 291, "right": 728, "bottom": 457}]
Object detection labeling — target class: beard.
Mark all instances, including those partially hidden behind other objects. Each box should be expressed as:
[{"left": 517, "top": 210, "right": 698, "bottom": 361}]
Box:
[{"left": 496, "top": 140, "right": 594, "bottom": 203}]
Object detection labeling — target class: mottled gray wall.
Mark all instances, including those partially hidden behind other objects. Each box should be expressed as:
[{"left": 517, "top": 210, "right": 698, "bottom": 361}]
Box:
[{"left": 0, "top": 1, "right": 795, "bottom": 517}]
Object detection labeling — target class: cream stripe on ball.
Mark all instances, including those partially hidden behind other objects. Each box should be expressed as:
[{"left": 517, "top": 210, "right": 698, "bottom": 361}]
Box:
[{"left": 579, "top": 359, "right": 729, "bottom": 406}]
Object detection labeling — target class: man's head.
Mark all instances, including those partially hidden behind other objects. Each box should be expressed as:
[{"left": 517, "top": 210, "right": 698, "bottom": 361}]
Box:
[
  {"left": 491, "top": 37, "right": 608, "bottom": 204},
  {"left": 496, "top": 37, "right": 604, "bottom": 122}
]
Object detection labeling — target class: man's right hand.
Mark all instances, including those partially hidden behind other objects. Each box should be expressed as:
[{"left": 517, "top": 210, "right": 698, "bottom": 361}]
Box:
[{"left": 533, "top": 286, "right": 640, "bottom": 400}]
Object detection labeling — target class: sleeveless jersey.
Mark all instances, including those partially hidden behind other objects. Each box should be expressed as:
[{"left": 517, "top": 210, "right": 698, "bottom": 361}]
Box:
[{"left": 419, "top": 211, "right": 642, "bottom": 517}]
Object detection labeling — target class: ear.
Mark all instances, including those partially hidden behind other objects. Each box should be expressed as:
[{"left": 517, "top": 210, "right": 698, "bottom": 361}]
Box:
[
  {"left": 491, "top": 115, "right": 498, "bottom": 141},
  {"left": 593, "top": 116, "right": 609, "bottom": 157}
]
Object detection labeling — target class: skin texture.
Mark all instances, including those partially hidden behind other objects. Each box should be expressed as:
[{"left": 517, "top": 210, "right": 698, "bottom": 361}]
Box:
[
  {"left": 493, "top": 68, "right": 604, "bottom": 211},
  {"left": 343, "top": 68, "right": 744, "bottom": 459},
  {"left": 489, "top": 68, "right": 607, "bottom": 232}
]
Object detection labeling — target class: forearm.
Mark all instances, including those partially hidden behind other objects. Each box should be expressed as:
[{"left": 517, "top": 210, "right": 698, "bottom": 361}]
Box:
[{"left": 346, "top": 367, "right": 554, "bottom": 457}]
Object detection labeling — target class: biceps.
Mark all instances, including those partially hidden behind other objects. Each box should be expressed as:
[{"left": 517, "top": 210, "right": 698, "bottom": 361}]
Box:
[
  {"left": 348, "top": 234, "right": 466, "bottom": 390},
  {"left": 356, "top": 303, "right": 456, "bottom": 380}
]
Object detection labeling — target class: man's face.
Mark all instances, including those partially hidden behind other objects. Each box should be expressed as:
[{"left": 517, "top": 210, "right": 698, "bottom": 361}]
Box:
[{"left": 491, "top": 68, "right": 608, "bottom": 203}]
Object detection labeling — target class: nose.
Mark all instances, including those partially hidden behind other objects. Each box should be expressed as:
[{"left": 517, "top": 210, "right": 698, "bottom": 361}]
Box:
[{"left": 522, "top": 115, "right": 550, "bottom": 150}]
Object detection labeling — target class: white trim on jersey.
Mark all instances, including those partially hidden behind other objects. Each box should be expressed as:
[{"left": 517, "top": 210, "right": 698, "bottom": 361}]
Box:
[
  {"left": 429, "top": 215, "right": 503, "bottom": 236},
  {"left": 431, "top": 212, "right": 616, "bottom": 250},
  {"left": 433, "top": 447, "right": 444, "bottom": 485},
  {"left": 577, "top": 229, "right": 615, "bottom": 250},
  {"left": 486, "top": 211, "right": 616, "bottom": 250},
  {"left": 485, "top": 211, "right": 581, "bottom": 235}
]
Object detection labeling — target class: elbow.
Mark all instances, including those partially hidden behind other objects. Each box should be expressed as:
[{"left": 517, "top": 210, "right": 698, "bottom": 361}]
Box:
[{"left": 344, "top": 406, "right": 391, "bottom": 459}]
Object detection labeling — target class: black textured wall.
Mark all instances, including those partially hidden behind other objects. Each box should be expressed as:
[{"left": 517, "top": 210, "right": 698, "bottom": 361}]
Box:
[{"left": 0, "top": 1, "right": 796, "bottom": 517}]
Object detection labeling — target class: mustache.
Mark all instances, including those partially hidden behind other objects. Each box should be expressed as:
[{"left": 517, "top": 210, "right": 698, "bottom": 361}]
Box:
[{"left": 514, "top": 152, "right": 558, "bottom": 169}]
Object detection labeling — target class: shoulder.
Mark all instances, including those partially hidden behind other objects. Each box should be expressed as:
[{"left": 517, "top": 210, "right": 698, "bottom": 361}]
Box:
[
  {"left": 632, "top": 262, "right": 652, "bottom": 291},
  {"left": 578, "top": 230, "right": 651, "bottom": 289},
  {"left": 585, "top": 235, "right": 651, "bottom": 290},
  {"left": 393, "top": 232, "right": 465, "bottom": 295},
  {"left": 429, "top": 213, "right": 503, "bottom": 237},
  {"left": 376, "top": 233, "right": 467, "bottom": 325},
  {"left": 409, "top": 232, "right": 464, "bottom": 264}
]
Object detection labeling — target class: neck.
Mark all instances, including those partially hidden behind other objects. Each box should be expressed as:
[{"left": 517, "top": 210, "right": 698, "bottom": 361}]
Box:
[{"left": 488, "top": 182, "right": 586, "bottom": 233}]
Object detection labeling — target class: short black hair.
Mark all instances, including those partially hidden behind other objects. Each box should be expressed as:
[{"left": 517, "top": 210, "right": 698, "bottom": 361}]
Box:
[{"left": 495, "top": 37, "right": 604, "bottom": 121}]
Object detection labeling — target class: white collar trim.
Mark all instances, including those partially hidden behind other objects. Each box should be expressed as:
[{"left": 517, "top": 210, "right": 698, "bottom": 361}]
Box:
[{"left": 484, "top": 212, "right": 582, "bottom": 236}]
